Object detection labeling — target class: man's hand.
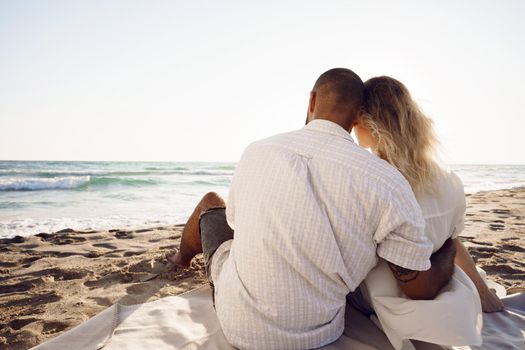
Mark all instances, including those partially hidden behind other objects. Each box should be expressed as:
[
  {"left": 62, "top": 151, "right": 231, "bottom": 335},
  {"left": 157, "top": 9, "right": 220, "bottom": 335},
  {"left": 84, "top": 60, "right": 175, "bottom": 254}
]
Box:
[{"left": 388, "top": 238, "right": 457, "bottom": 300}]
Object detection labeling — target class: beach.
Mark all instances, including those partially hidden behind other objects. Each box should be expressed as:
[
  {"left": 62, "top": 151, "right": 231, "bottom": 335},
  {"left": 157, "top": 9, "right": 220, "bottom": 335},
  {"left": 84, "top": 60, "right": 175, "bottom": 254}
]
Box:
[{"left": 1, "top": 187, "right": 524, "bottom": 350}]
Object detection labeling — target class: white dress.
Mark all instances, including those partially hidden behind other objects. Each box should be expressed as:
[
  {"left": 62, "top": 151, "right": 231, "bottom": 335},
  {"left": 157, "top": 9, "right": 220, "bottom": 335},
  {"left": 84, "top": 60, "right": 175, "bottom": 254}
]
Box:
[{"left": 361, "top": 170, "right": 483, "bottom": 350}]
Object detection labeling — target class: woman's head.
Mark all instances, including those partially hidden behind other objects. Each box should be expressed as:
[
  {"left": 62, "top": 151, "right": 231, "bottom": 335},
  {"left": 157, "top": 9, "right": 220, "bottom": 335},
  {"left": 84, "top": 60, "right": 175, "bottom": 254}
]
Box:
[{"left": 354, "top": 76, "right": 440, "bottom": 194}]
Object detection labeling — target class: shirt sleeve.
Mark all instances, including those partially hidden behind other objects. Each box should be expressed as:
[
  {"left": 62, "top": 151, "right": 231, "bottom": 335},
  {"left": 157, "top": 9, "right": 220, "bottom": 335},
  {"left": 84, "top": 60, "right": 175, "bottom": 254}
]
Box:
[
  {"left": 225, "top": 169, "right": 237, "bottom": 230},
  {"left": 374, "top": 188, "right": 433, "bottom": 271}
]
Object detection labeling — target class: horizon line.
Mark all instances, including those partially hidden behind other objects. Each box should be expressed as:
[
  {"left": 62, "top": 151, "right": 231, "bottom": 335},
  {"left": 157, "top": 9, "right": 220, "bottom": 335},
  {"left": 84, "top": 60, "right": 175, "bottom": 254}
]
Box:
[{"left": 0, "top": 159, "right": 524, "bottom": 166}]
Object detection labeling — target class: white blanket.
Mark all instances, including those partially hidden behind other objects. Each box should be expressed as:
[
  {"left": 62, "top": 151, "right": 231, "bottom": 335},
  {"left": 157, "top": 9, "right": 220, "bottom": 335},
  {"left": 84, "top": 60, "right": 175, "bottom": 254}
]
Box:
[{"left": 32, "top": 285, "right": 525, "bottom": 350}]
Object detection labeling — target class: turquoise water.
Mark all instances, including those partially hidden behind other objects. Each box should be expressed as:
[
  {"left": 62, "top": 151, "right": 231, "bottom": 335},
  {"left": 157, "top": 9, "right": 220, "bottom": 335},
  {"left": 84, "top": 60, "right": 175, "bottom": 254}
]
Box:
[
  {"left": 0, "top": 161, "right": 234, "bottom": 237},
  {"left": 0, "top": 161, "right": 523, "bottom": 238}
]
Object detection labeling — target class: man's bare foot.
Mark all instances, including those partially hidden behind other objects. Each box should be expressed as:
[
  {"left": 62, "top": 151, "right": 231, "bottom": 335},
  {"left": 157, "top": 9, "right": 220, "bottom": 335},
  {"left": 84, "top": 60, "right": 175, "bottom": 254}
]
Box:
[{"left": 170, "top": 192, "right": 225, "bottom": 268}]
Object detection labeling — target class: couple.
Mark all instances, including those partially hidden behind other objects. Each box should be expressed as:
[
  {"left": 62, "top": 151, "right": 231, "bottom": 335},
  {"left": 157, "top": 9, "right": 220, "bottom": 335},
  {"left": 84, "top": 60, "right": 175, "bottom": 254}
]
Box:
[{"left": 171, "top": 68, "right": 502, "bottom": 350}]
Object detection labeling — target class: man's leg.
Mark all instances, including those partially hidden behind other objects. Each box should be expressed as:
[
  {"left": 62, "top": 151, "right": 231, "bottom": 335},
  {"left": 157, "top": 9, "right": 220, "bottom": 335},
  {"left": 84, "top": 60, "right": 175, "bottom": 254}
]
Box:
[{"left": 169, "top": 192, "right": 226, "bottom": 267}]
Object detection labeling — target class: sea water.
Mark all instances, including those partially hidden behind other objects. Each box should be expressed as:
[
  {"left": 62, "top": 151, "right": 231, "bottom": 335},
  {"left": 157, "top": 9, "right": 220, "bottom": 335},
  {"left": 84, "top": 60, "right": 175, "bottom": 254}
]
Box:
[
  {"left": 0, "top": 161, "right": 523, "bottom": 238},
  {"left": 0, "top": 161, "right": 233, "bottom": 238}
]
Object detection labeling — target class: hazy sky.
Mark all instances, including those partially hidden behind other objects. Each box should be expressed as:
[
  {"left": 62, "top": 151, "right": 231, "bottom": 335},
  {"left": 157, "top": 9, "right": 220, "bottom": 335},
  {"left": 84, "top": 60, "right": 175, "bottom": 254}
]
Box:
[{"left": 1, "top": 0, "right": 524, "bottom": 163}]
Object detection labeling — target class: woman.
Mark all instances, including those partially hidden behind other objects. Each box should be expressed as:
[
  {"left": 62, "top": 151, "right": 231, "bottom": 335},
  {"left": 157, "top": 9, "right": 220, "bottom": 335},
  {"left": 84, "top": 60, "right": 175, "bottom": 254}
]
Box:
[{"left": 352, "top": 76, "right": 503, "bottom": 348}]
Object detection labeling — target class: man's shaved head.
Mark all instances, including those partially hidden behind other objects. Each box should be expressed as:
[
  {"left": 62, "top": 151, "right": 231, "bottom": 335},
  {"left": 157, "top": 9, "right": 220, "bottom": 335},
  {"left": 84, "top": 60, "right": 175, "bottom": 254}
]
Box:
[{"left": 307, "top": 68, "right": 364, "bottom": 130}]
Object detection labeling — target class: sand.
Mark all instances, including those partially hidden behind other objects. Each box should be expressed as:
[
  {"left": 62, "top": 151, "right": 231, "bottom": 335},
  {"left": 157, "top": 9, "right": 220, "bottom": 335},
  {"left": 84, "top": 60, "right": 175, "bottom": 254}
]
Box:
[
  {"left": 462, "top": 187, "right": 525, "bottom": 289},
  {"left": 1, "top": 187, "right": 524, "bottom": 350}
]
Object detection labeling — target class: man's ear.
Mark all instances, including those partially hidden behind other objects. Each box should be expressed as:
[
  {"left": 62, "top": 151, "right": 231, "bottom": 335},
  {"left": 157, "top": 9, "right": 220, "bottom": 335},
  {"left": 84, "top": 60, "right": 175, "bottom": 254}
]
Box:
[
  {"left": 308, "top": 91, "right": 316, "bottom": 114},
  {"left": 348, "top": 111, "right": 363, "bottom": 133},
  {"left": 353, "top": 109, "right": 366, "bottom": 126}
]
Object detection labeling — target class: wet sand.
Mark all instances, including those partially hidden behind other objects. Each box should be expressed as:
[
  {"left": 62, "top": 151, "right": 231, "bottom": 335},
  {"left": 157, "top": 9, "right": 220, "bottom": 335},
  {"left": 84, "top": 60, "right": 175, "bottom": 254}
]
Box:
[{"left": 0, "top": 187, "right": 524, "bottom": 349}]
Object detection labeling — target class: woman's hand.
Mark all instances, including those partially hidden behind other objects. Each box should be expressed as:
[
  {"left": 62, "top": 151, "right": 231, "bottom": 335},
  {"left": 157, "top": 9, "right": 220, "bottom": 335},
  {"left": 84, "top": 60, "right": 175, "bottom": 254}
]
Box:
[
  {"left": 477, "top": 285, "right": 504, "bottom": 313},
  {"left": 452, "top": 238, "right": 504, "bottom": 312}
]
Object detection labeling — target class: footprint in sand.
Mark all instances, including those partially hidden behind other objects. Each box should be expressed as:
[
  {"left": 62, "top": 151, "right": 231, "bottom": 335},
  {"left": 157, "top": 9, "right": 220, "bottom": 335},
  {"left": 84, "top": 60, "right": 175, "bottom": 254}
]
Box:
[
  {"left": 511, "top": 259, "right": 525, "bottom": 267},
  {"left": 128, "top": 258, "right": 166, "bottom": 274},
  {"left": 489, "top": 223, "right": 505, "bottom": 231},
  {"left": 36, "top": 232, "right": 87, "bottom": 245},
  {"left": 467, "top": 246, "right": 498, "bottom": 259},
  {"left": 470, "top": 240, "right": 493, "bottom": 246},
  {"left": 38, "top": 250, "right": 97, "bottom": 259},
  {"left": 123, "top": 250, "right": 146, "bottom": 257},
  {"left": 460, "top": 235, "right": 475, "bottom": 240},
  {"left": 17, "top": 306, "right": 46, "bottom": 318},
  {"left": 0, "top": 291, "right": 62, "bottom": 308},
  {"left": 0, "top": 279, "right": 40, "bottom": 294},
  {"left": 114, "top": 231, "right": 134, "bottom": 239},
  {"left": 42, "top": 320, "right": 70, "bottom": 335},
  {"left": 84, "top": 270, "right": 136, "bottom": 288},
  {"left": 84, "top": 272, "right": 120, "bottom": 289},
  {"left": 126, "top": 283, "right": 150, "bottom": 295},
  {"left": 93, "top": 242, "right": 119, "bottom": 249},
  {"left": 105, "top": 252, "right": 125, "bottom": 258},
  {"left": 506, "top": 273, "right": 525, "bottom": 280},
  {"left": 499, "top": 244, "right": 525, "bottom": 253},
  {"left": 29, "top": 267, "right": 90, "bottom": 281},
  {"left": 133, "top": 228, "right": 151, "bottom": 233},
  {"left": 87, "top": 296, "right": 114, "bottom": 307},
  {"left": 491, "top": 209, "right": 510, "bottom": 218},
  {"left": 0, "top": 235, "right": 25, "bottom": 244},
  {"left": 475, "top": 246, "right": 500, "bottom": 253},
  {"left": 20, "top": 256, "right": 44, "bottom": 268},
  {"left": 8, "top": 318, "right": 39, "bottom": 330},
  {"left": 482, "top": 264, "right": 521, "bottom": 275},
  {"left": 0, "top": 261, "right": 18, "bottom": 268}
]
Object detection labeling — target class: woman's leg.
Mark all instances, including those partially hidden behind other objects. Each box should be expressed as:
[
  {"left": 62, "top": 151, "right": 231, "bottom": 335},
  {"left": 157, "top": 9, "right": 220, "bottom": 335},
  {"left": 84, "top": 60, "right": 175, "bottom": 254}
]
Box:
[
  {"left": 453, "top": 238, "right": 504, "bottom": 312},
  {"left": 169, "top": 192, "right": 226, "bottom": 267}
]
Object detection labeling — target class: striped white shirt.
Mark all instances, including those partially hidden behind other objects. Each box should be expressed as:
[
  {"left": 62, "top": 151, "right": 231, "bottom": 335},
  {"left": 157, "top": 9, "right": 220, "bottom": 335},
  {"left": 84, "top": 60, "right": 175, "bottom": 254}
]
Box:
[{"left": 211, "top": 119, "right": 432, "bottom": 350}]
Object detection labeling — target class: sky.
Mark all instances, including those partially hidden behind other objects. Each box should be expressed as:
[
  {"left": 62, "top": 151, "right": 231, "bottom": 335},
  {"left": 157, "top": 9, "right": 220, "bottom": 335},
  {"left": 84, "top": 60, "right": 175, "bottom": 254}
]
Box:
[{"left": 0, "top": 0, "right": 524, "bottom": 164}]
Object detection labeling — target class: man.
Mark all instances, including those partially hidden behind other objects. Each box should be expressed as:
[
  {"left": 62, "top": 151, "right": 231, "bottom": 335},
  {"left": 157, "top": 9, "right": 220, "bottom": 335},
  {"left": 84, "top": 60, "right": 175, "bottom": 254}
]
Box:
[{"left": 171, "top": 68, "right": 455, "bottom": 349}]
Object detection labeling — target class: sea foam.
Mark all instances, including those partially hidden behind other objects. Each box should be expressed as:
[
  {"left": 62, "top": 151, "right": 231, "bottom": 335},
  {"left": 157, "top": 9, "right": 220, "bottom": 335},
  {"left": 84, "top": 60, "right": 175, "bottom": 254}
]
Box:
[{"left": 0, "top": 176, "right": 90, "bottom": 191}]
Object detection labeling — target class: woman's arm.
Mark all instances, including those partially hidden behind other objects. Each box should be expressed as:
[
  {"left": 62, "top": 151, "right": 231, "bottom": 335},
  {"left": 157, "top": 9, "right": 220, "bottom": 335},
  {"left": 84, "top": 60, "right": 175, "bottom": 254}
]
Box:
[{"left": 452, "top": 238, "right": 504, "bottom": 312}]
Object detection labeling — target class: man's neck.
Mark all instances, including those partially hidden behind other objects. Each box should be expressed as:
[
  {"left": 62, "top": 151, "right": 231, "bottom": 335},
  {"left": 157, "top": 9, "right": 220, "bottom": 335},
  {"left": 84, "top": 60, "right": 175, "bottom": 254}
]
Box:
[{"left": 311, "top": 115, "right": 353, "bottom": 133}]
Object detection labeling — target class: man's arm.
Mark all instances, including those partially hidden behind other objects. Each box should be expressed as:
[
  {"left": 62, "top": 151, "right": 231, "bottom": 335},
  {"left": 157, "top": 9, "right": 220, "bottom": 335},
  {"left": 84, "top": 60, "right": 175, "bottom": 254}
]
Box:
[{"left": 388, "top": 238, "right": 456, "bottom": 300}]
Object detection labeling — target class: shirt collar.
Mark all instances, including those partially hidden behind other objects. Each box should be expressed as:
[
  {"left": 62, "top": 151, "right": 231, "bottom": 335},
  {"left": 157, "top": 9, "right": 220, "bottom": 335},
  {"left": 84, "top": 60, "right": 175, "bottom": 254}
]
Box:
[{"left": 304, "top": 119, "right": 355, "bottom": 143}]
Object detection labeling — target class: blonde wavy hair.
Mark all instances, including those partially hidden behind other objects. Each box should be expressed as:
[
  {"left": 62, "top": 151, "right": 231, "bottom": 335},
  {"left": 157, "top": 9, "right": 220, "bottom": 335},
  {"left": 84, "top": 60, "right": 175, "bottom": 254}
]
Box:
[{"left": 362, "top": 76, "right": 441, "bottom": 194}]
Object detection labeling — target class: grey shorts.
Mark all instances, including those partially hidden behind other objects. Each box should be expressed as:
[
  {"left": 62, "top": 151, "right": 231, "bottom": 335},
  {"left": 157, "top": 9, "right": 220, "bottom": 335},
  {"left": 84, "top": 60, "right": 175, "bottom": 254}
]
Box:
[
  {"left": 347, "top": 285, "right": 375, "bottom": 316},
  {"left": 199, "top": 207, "right": 234, "bottom": 285}
]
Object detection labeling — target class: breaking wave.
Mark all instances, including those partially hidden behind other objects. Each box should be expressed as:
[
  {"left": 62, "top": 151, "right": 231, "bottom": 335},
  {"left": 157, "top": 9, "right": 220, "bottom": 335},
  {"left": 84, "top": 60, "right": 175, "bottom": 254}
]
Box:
[{"left": 0, "top": 176, "right": 91, "bottom": 191}]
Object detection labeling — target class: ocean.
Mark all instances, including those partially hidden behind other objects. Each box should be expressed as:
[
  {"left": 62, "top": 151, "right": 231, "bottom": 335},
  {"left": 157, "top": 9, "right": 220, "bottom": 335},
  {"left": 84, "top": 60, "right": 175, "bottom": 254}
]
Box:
[{"left": 0, "top": 161, "right": 524, "bottom": 238}]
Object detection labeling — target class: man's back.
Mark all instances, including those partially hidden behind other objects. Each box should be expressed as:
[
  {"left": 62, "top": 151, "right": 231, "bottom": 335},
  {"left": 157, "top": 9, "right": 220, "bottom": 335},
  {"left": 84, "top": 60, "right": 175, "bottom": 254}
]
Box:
[{"left": 212, "top": 119, "right": 432, "bottom": 350}]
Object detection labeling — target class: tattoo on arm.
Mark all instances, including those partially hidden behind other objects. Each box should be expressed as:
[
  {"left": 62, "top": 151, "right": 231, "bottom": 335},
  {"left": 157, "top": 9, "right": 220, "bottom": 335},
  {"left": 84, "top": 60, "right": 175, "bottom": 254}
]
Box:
[{"left": 388, "top": 263, "right": 420, "bottom": 283}]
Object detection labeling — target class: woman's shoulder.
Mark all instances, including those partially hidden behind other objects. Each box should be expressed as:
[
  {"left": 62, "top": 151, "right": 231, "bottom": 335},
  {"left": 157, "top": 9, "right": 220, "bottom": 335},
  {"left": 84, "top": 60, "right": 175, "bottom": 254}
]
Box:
[
  {"left": 435, "top": 168, "right": 465, "bottom": 195},
  {"left": 416, "top": 167, "right": 465, "bottom": 210}
]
